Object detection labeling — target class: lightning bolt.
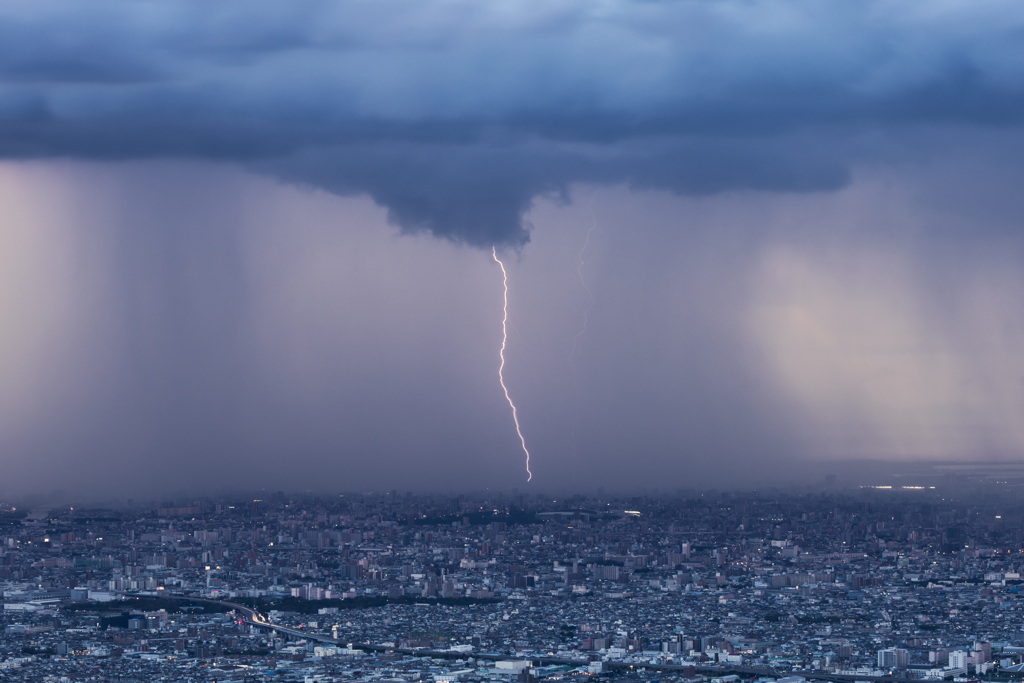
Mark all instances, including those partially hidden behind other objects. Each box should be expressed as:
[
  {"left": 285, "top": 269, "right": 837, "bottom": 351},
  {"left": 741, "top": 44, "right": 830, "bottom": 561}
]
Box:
[{"left": 492, "top": 246, "right": 532, "bottom": 482}]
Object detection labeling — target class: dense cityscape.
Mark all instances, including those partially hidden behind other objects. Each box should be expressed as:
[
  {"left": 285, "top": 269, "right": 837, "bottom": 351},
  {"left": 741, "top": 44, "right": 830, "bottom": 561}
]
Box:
[
  {"left": 6, "top": 0, "right": 1024, "bottom": 681},
  {"left": 2, "top": 475, "right": 1024, "bottom": 682}
]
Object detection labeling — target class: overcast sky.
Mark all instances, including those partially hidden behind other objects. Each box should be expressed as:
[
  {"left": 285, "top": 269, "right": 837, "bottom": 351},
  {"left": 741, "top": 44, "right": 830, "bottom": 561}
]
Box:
[{"left": 2, "top": 1, "right": 1024, "bottom": 497}]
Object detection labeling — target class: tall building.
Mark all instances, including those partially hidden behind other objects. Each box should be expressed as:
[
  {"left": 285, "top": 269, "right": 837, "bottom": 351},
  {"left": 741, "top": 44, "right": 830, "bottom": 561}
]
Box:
[
  {"left": 949, "top": 651, "right": 969, "bottom": 670},
  {"left": 878, "top": 648, "right": 909, "bottom": 669}
]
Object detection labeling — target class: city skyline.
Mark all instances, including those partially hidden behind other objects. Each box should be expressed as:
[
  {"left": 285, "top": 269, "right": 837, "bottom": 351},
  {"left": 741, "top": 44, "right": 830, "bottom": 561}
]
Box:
[{"left": 2, "top": 484, "right": 1024, "bottom": 679}]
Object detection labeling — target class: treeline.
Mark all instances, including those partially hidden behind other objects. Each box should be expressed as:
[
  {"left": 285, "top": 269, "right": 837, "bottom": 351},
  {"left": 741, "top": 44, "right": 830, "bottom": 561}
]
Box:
[
  {"left": 0, "top": 510, "right": 26, "bottom": 526},
  {"left": 65, "top": 597, "right": 228, "bottom": 614}
]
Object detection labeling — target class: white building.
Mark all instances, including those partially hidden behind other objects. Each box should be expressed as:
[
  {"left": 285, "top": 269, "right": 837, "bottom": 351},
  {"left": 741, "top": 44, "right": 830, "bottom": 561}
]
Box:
[{"left": 949, "top": 651, "right": 969, "bottom": 670}]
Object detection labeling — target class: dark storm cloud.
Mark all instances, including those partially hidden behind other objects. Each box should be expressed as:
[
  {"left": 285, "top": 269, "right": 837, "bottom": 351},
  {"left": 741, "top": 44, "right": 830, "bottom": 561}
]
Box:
[
  {"left": 2, "top": 0, "right": 1024, "bottom": 244},
  {"left": 267, "top": 134, "right": 853, "bottom": 245}
]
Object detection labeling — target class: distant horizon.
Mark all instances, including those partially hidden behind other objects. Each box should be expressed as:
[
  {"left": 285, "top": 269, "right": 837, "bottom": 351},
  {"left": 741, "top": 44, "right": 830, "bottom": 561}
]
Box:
[{"left": 7, "top": 458, "right": 1024, "bottom": 507}]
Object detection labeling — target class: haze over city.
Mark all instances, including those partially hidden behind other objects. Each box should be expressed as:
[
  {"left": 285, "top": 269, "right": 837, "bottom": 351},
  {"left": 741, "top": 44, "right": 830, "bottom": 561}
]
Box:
[{"left": 3, "top": 1, "right": 1024, "bottom": 496}]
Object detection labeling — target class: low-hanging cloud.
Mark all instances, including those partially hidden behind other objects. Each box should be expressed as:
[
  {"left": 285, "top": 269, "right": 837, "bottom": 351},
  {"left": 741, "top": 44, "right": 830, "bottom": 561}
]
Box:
[{"left": 3, "top": 0, "right": 1024, "bottom": 245}]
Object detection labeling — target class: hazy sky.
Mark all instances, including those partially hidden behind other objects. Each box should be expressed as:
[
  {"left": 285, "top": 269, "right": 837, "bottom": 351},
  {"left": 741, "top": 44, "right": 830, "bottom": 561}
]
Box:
[{"left": 2, "top": 1, "right": 1024, "bottom": 496}]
